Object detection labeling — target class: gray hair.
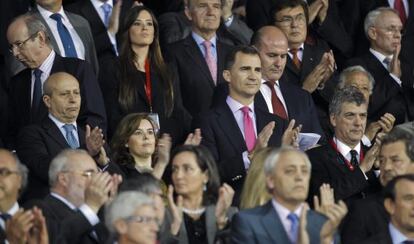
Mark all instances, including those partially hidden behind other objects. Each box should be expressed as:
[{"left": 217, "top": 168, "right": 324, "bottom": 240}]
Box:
[
  {"left": 329, "top": 86, "right": 367, "bottom": 116},
  {"left": 11, "top": 13, "right": 51, "bottom": 45},
  {"left": 382, "top": 128, "right": 414, "bottom": 161},
  {"left": 105, "top": 191, "right": 154, "bottom": 233},
  {"left": 263, "top": 146, "right": 311, "bottom": 177},
  {"left": 338, "top": 65, "right": 375, "bottom": 94},
  {"left": 48, "top": 149, "right": 90, "bottom": 187},
  {"left": 364, "top": 7, "right": 399, "bottom": 39},
  {"left": 14, "top": 154, "right": 28, "bottom": 195},
  {"left": 186, "top": 0, "right": 224, "bottom": 10}
]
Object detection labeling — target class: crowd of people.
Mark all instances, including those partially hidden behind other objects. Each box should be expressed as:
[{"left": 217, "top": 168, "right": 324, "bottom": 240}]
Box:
[{"left": 0, "top": 0, "right": 413, "bottom": 243}]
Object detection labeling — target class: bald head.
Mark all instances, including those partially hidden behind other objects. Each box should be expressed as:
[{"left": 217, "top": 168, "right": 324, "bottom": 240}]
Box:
[
  {"left": 252, "top": 26, "right": 288, "bottom": 82},
  {"left": 43, "top": 72, "right": 81, "bottom": 123}
]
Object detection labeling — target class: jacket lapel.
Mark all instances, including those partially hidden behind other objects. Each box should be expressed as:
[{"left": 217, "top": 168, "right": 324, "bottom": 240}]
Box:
[
  {"left": 261, "top": 201, "right": 291, "bottom": 243},
  {"left": 43, "top": 118, "right": 69, "bottom": 149},
  {"left": 205, "top": 205, "right": 217, "bottom": 244},
  {"left": 32, "top": 10, "right": 61, "bottom": 56},
  {"left": 216, "top": 103, "right": 248, "bottom": 152}
]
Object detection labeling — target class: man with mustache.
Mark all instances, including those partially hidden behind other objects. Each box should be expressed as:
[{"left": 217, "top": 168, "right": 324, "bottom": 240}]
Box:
[
  {"left": 307, "top": 86, "right": 381, "bottom": 207},
  {"left": 341, "top": 128, "right": 414, "bottom": 243}
]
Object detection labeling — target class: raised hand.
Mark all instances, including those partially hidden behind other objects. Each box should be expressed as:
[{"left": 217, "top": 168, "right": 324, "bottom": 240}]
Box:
[
  {"left": 319, "top": 200, "right": 348, "bottom": 244},
  {"left": 107, "top": 0, "right": 122, "bottom": 35},
  {"left": 5, "top": 209, "right": 34, "bottom": 244},
  {"left": 167, "top": 185, "right": 183, "bottom": 236},
  {"left": 302, "top": 58, "right": 328, "bottom": 93},
  {"left": 84, "top": 172, "right": 114, "bottom": 213},
  {"left": 378, "top": 113, "right": 395, "bottom": 133},
  {"left": 313, "top": 183, "right": 335, "bottom": 216},
  {"left": 215, "top": 183, "right": 235, "bottom": 230},
  {"left": 298, "top": 204, "right": 310, "bottom": 244},
  {"left": 221, "top": 0, "right": 234, "bottom": 20},
  {"left": 308, "top": 0, "right": 323, "bottom": 24},
  {"left": 282, "top": 119, "right": 302, "bottom": 147},
  {"left": 27, "top": 207, "right": 49, "bottom": 244},
  {"left": 390, "top": 44, "right": 401, "bottom": 78},
  {"left": 360, "top": 136, "right": 382, "bottom": 173},
  {"left": 153, "top": 133, "right": 172, "bottom": 180},
  {"left": 248, "top": 122, "right": 275, "bottom": 160},
  {"left": 85, "top": 125, "right": 105, "bottom": 157},
  {"left": 184, "top": 129, "right": 202, "bottom": 146}
]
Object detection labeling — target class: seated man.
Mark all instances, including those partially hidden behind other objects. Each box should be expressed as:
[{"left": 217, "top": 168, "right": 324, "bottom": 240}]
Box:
[
  {"left": 307, "top": 86, "right": 381, "bottom": 206},
  {"left": 341, "top": 128, "right": 414, "bottom": 243},
  {"left": 361, "top": 174, "right": 414, "bottom": 243},
  {"left": 17, "top": 72, "right": 118, "bottom": 201},
  {"left": 231, "top": 147, "right": 347, "bottom": 244}
]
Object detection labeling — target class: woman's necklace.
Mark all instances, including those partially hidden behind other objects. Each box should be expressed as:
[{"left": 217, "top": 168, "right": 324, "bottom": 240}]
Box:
[{"left": 182, "top": 207, "right": 206, "bottom": 215}]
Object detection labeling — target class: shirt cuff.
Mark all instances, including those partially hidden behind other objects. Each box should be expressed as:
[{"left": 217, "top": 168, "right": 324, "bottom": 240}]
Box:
[
  {"left": 389, "top": 73, "right": 402, "bottom": 86},
  {"left": 242, "top": 151, "right": 251, "bottom": 170},
  {"left": 361, "top": 135, "right": 372, "bottom": 147},
  {"left": 224, "top": 15, "right": 234, "bottom": 27},
  {"left": 359, "top": 168, "right": 369, "bottom": 180},
  {"left": 79, "top": 204, "right": 100, "bottom": 226},
  {"left": 107, "top": 31, "right": 119, "bottom": 56}
]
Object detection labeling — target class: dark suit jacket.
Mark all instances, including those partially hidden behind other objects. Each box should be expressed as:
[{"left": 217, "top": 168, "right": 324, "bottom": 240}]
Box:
[
  {"left": 306, "top": 142, "right": 381, "bottom": 206},
  {"left": 341, "top": 192, "right": 388, "bottom": 244},
  {"left": 255, "top": 77, "right": 325, "bottom": 144},
  {"left": 360, "top": 227, "right": 393, "bottom": 244},
  {"left": 196, "top": 100, "right": 287, "bottom": 203},
  {"left": 346, "top": 52, "right": 414, "bottom": 125},
  {"left": 37, "top": 194, "right": 108, "bottom": 244},
  {"left": 164, "top": 35, "right": 233, "bottom": 118},
  {"left": 6, "top": 54, "right": 107, "bottom": 149},
  {"left": 231, "top": 201, "right": 329, "bottom": 244},
  {"left": 99, "top": 57, "right": 191, "bottom": 144},
  {"left": 33, "top": 7, "right": 99, "bottom": 74}
]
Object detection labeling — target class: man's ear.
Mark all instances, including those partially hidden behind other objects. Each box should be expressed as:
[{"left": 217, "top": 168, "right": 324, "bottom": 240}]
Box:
[
  {"left": 223, "top": 70, "right": 231, "bottom": 83},
  {"left": 384, "top": 198, "right": 395, "bottom": 216},
  {"left": 330, "top": 114, "right": 336, "bottom": 128},
  {"left": 367, "top": 27, "right": 377, "bottom": 41},
  {"left": 43, "top": 95, "right": 51, "bottom": 109},
  {"left": 184, "top": 6, "right": 192, "bottom": 21}
]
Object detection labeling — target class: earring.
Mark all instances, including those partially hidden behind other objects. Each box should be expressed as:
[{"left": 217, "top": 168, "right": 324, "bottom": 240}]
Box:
[
  {"left": 203, "top": 181, "right": 207, "bottom": 191},
  {"left": 125, "top": 144, "right": 129, "bottom": 148}
]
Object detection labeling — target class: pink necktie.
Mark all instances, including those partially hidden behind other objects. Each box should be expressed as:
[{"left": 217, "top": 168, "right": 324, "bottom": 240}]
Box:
[
  {"left": 241, "top": 106, "right": 256, "bottom": 152},
  {"left": 394, "top": 0, "right": 407, "bottom": 25},
  {"left": 202, "top": 40, "right": 217, "bottom": 84}
]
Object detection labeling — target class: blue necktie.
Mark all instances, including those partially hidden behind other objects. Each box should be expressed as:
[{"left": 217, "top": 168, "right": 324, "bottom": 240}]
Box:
[
  {"left": 287, "top": 213, "right": 299, "bottom": 244},
  {"left": 50, "top": 13, "right": 78, "bottom": 58},
  {"left": 0, "top": 213, "right": 11, "bottom": 222},
  {"left": 32, "top": 69, "right": 43, "bottom": 113},
  {"left": 101, "top": 3, "right": 112, "bottom": 27},
  {"left": 63, "top": 124, "right": 79, "bottom": 149}
]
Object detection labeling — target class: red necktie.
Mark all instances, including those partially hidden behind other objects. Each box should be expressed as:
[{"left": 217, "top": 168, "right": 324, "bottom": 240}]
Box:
[
  {"left": 265, "top": 81, "right": 288, "bottom": 120},
  {"left": 241, "top": 106, "right": 256, "bottom": 152},
  {"left": 394, "top": 0, "right": 407, "bottom": 25},
  {"left": 289, "top": 48, "right": 301, "bottom": 70}
]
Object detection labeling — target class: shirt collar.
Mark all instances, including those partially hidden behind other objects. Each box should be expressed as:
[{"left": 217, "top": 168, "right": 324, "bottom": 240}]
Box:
[
  {"left": 37, "top": 4, "right": 67, "bottom": 21},
  {"left": 289, "top": 43, "right": 304, "bottom": 52},
  {"left": 370, "top": 48, "right": 393, "bottom": 63},
  {"left": 3, "top": 202, "right": 19, "bottom": 216},
  {"left": 48, "top": 113, "right": 77, "bottom": 130},
  {"left": 261, "top": 78, "right": 280, "bottom": 86},
  {"left": 272, "top": 198, "right": 303, "bottom": 221},
  {"left": 226, "top": 96, "right": 254, "bottom": 114},
  {"left": 334, "top": 136, "right": 361, "bottom": 157},
  {"left": 90, "top": 0, "right": 113, "bottom": 8},
  {"left": 51, "top": 192, "right": 77, "bottom": 210},
  {"left": 35, "top": 50, "right": 55, "bottom": 75},
  {"left": 192, "top": 31, "right": 217, "bottom": 48},
  {"left": 389, "top": 222, "right": 411, "bottom": 244}
]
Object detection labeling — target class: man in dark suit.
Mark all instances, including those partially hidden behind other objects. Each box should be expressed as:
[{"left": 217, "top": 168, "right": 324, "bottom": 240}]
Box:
[
  {"left": 6, "top": 14, "right": 106, "bottom": 149},
  {"left": 252, "top": 25, "right": 325, "bottom": 145},
  {"left": 197, "top": 46, "right": 300, "bottom": 203},
  {"left": 346, "top": 7, "right": 414, "bottom": 126},
  {"left": 164, "top": 0, "right": 233, "bottom": 118},
  {"left": 16, "top": 72, "right": 112, "bottom": 201},
  {"left": 36, "top": 149, "right": 120, "bottom": 244},
  {"left": 307, "top": 87, "right": 381, "bottom": 207},
  {"left": 34, "top": 0, "right": 99, "bottom": 74},
  {"left": 341, "top": 128, "right": 414, "bottom": 243},
  {"left": 361, "top": 174, "right": 414, "bottom": 244},
  {"left": 231, "top": 147, "right": 347, "bottom": 243}
]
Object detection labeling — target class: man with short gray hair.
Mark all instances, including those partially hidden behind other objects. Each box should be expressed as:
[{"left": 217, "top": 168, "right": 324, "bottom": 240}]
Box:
[
  {"left": 346, "top": 7, "right": 414, "bottom": 126},
  {"left": 307, "top": 86, "right": 381, "bottom": 206}
]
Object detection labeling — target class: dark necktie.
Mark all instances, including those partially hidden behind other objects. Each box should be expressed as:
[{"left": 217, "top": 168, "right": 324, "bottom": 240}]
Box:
[
  {"left": 50, "top": 13, "right": 78, "bottom": 58},
  {"left": 0, "top": 213, "right": 11, "bottom": 222},
  {"left": 32, "top": 68, "right": 43, "bottom": 114},
  {"left": 403, "top": 241, "right": 414, "bottom": 244},
  {"left": 264, "top": 81, "right": 288, "bottom": 119},
  {"left": 289, "top": 48, "right": 301, "bottom": 70},
  {"left": 350, "top": 150, "right": 359, "bottom": 167},
  {"left": 394, "top": 0, "right": 407, "bottom": 25}
]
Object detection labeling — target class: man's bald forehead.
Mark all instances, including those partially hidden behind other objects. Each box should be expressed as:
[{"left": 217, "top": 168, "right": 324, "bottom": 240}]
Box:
[{"left": 253, "top": 26, "right": 288, "bottom": 48}]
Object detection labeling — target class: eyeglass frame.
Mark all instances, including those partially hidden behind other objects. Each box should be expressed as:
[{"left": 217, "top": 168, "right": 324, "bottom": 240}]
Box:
[
  {"left": 0, "top": 168, "right": 20, "bottom": 178},
  {"left": 8, "top": 31, "right": 40, "bottom": 54},
  {"left": 125, "top": 215, "right": 161, "bottom": 226},
  {"left": 373, "top": 26, "right": 405, "bottom": 36},
  {"left": 275, "top": 13, "right": 307, "bottom": 27},
  {"left": 61, "top": 169, "right": 98, "bottom": 178}
]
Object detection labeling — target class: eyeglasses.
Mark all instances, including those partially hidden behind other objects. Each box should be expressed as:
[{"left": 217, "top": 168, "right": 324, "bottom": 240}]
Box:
[
  {"left": 376, "top": 26, "right": 405, "bottom": 36},
  {"left": 62, "top": 170, "right": 97, "bottom": 178},
  {"left": 0, "top": 168, "right": 20, "bottom": 178},
  {"left": 275, "top": 14, "right": 306, "bottom": 27},
  {"left": 8, "top": 32, "right": 39, "bottom": 54},
  {"left": 126, "top": 215, "right": 161, "bottom": 225}
]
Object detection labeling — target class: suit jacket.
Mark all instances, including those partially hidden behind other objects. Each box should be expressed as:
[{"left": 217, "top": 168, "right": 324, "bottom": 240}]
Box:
[
  {"left": 346, "top": 52, "right": 414, "bottom": 125},
  {"left": 306, "top": 142, "right": 381, "bottom": 206},
  {"left": 360, "top": 227, "right": 393, "bottom": 244},
  {"left": 164, "top": 35, "right": 233, "bottom": 118},
  {"left": 341, "top": 192, "right": 388, "bottom": 244},
  {"left": 6, "top": 54, "right": 107, "bottom": 149},
  {"left": 33, "top": 7, "right": 99, "bottom": 74},
  {"left": 162, "top": 205, "right": 237, "bottom": 244},
  {"left": 37, "top": 194, "right": 108, "bottom": 244},
  {"left": 255, "top": 77, "right": 325, "bottom": 144},
  {"left": 196, "top": 100, "right": 287, "bottom": 203},
  {"left": 231, "top": 201, "right": 329, "bottom": 244},
  {"left": 99, "top": 57, "right": 191, "bottom": 144}
]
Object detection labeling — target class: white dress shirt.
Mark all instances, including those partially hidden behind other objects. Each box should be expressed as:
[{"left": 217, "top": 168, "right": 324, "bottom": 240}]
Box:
[
  {"left": 259, "top": 79, "right": 288, "bottom": 115},
  {"left": 272, "top": 199, "right": 303, "bottom": 237},
  {"left": 37, "top": 4, "right": 86, "bottom": 60},
  {"left": 0, "top": 202, "right": 19, "bottom": 230},
  {"left": 31, "top": 50, "right": 55, "bottom": 105},
  {"left": 89, "top": 0, "right": 118, "bottom": 54}
]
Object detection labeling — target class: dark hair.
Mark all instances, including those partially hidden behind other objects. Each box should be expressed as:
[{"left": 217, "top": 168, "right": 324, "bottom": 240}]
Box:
[
  {"left": 171, "top": 145, "right": 220, "bottom": 205},
  {"left": 111, "top": 113, "right": 159, "bottom": 168},
  {"left": 329, "top": 86, "right": 367, "bottom": 116},
  {"left": 118, "top": 6, "right": 174, "bottom": 116},
  {"left": 383, "top": 174, "right": 414, "bottom": 201},
  {"left": 382, "top": 128, "right": 414, "bottom": 161},
  {"left": 270, "top": 0, "right": 309, "bottom": 25},
  {"left": 119, "top": 173, "right": 162, "bottom": 194},
  {"left": 225, "top": 45, "right": 259, "bottom": 70}
]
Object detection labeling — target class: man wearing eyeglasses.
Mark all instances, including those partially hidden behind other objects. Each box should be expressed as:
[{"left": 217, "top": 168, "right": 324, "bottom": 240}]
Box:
[
  {"left": 346, "top": 7, "right": 414, "bottom": 127},
  {"left": 5, "top": 13, "right": 107, "bottom": 150},
  {"left": 31, "top": 149, "right": 121, "bottom": 244}
]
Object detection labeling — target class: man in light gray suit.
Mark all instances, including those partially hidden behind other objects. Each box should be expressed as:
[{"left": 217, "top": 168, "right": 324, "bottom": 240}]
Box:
[
  {"left": 231, "top": 147, "right": 346, "bottom": 244},
  {"left": 33, "top": 0, "right": 99, "bottom": 74}
]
